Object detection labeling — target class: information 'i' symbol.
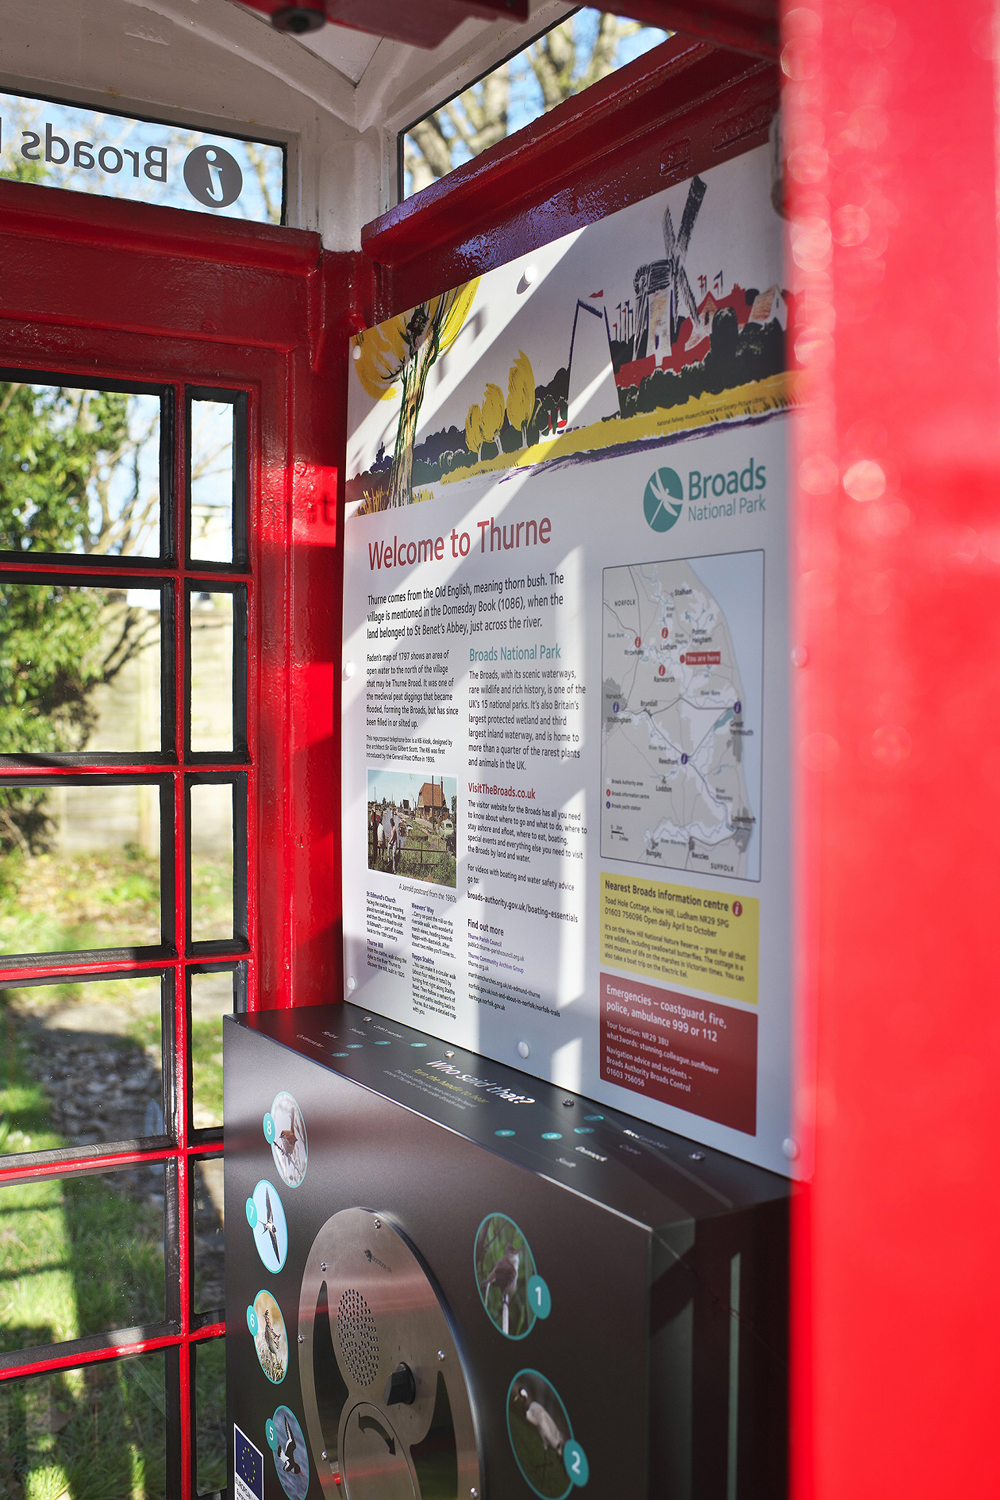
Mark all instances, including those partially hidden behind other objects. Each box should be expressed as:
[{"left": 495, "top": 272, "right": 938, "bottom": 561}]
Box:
[
  {"left": 643, "top": 467, "right": 684, "bottom": 532},
  {"left": 183, "top": 144, "right": 243, "bottom": 207}
]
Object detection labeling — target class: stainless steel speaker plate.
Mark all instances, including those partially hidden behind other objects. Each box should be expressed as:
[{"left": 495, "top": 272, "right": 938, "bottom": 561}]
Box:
[{"left": 298, "top": 1207, "right": 481, "bottom": 1500}]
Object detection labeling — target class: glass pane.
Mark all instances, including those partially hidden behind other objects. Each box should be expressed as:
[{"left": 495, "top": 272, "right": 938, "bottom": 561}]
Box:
[
  {"left": 193, "top": 1155, "right": 225, "bottom": 1318},
  {"left": 190, "top": 592, "right": 234, "bottom": 753},
  {"left": 0, "top": 782, "right": 161, "bottom": 956},
  {"left": 0, "top": 1164, "right": 165, "bottom": 1353},
  {"left": 190, "top": 971, "right": 233, "bottom": 1130},
  {"left": 190, "top": 401, "right": 234, "bottom": 563},
  {"left": 0, "top": 383, "right": 162, "bottom": 557},
  {"left": 0, "top": 581, "right": 163, "bottom": 756},
  {"left": 401, "top": 10, "right": 670, "bottom": 198},
  {"left": 189, "top": 783, "right": 234, "bottom": 944},
  {"left": 0, "top": 89, "right": 283, "bottom": 224},
  {"left": 0, "top": 975, "right": 165, "bottom": 1155},
  {"left": 0, "top": 1352, "right": 167, "bottom": 1500},
  {"left": 195, "top": 1337, "right": 227, "bottom": 1496}
]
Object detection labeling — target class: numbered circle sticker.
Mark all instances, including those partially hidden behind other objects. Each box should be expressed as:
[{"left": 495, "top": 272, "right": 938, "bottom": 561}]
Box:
[
  {"left": 268, "top": 1091, "right": 308, "bottom": 1188},
  {"left": 252, "top": 1289, "right": 288, "bottom": 1384},
  {"left": 475, "top": 1213, "right": 543, "bottom": 1340},
  {"left": 507, "top": 1371, "right": 588, "bottom": 1497},
  {"left": 248, "top": 1180, "right": 288, "bottom": 1274},
  {"left": 268, "top": 1405, "right": 310, "bottom": 1500}
]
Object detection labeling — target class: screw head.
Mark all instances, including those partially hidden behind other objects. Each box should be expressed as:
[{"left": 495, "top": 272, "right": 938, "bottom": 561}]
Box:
[
  {"left": 321, "top": 1451, "right": 328, "bottom": 1460},
  {"left": 321, "top": 1261, "right": 327, "bottom": 1271},
  {"left": 297, "top": 1334, "right": 304, "bottom": 1344},
  {"left": 437, "top": 1350, "right": 446, "bottom": 1361},
  {"left": 374, "top": 1217, "right": 382, "bottom": 1230},
  {"left": 689, "top": 1151, "right": 705, "bottom": 1161},
  {"left": 562, "top": 1099, "right": 574, "bottom": 1107}
]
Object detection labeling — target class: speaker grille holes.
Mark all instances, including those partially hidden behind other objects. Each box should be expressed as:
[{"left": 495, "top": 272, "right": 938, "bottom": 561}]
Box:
[{"left": 337, "top": 1287, "right": 380, "bottom": 1386}]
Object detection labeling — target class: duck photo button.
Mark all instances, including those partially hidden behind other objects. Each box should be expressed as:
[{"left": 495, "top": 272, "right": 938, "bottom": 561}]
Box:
[
  {"left": 475, "top": 1213, "right": 551, "bottom": 1339},
  {"left": 507, "top": 1371, "right": 589, "bottom": 1498}
]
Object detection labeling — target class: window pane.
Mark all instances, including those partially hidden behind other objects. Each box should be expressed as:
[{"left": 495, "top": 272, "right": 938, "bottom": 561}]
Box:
[
  {"left": 190, "top": 971, "right": 233, "bottom": 1131},
  {"left": 190, "top": 591, "right": 234, "bottom": 753},
  {"left": 190, "top": 401, "right": 235, "bottom": 564},
  {"left": 0, "top": 1352, "right": 167, "bottom": 1499},
  {"left": 0, "top": 1164, "right": 166, "bottom": 1353},
  {"left": 401, "top": 10, "right": 670, "bottom": 198},
  {"left": 0, "top": 383, "right": 163, "bottom": 557},
  {"left": 0, "top": 975, "right": 165, "bottom": 1155},
  {"left": 0, "top": 781, "right": 161, "bottom": 957},
  {"left": 193, "top": 1155, "right": 225, "bottom": 1319},
  {"left": 189, "top": 783, "right": 234, "bottom": 945},
  {"left": 195, "top": 1337, "right": 227, "bottom": 1495},
  {"left": 0, "top": 581, "right": 163, "bottom": 756}
]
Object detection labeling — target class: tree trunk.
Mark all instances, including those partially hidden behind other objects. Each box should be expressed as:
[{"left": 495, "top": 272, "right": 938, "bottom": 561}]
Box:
[{"left": 387, "top": 337, "right": 435, "bottom": 507}]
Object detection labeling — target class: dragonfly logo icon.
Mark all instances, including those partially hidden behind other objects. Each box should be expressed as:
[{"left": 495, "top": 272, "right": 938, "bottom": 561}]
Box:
[{"left": 643, "top": 467, "right": 684, "bottom": 532}]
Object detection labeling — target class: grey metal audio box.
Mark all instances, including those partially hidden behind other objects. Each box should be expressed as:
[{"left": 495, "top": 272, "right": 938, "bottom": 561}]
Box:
[{"left": 224, "top": 1003, "right": 789, "bottom": 1500}]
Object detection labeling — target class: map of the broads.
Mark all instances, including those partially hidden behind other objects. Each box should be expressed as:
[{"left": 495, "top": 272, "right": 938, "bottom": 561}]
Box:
[{"left": 602, "top": 552, "right": 762, "bottom": 879}]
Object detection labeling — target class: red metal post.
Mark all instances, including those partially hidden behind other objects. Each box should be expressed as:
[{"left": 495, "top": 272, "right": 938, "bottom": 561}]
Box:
[{"left": 785, "top": 1, "right": 1000, "bottom": 1495}]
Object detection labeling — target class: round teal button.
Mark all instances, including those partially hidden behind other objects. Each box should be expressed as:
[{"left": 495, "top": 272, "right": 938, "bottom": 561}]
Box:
[
  {"left": 495, "top": 1129, "right": 515, "bottom": 1138},
  {"left": 564, "top": 1439, "right": 589, "bottom": 1486},
  {"left": 574, "top": 1127, "right": 595, "bottom": 1135},
  {"left": 526, "top": 1275, "right": 551, "bottom": 1319},
  {"left": 541, "top": 1132, "right": 562, "bottom": 1141}
]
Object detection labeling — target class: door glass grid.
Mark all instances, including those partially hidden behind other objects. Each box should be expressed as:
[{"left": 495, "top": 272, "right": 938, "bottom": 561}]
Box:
[{"left": 0, "top": 370, "right": 251, "bottom": 1495}]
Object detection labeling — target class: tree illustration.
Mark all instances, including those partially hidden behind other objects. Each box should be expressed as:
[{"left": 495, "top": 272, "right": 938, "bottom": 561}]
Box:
[
  {"left": 465, "top": 402, "right": 484, "bottom": 459},
  {"left": 353, "top": 280, "right": 478, "bottom": 508},
  {"left": 506, "top": 351, "right": 535, "bottom": 446},
  {"left": 480, "top": 383, "right": 505, "bottom": 458}
]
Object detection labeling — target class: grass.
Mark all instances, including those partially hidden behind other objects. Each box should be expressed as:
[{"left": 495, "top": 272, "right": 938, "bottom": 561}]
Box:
[{"left": 0, "top": 846, "right": 232, "bottom": 1497}]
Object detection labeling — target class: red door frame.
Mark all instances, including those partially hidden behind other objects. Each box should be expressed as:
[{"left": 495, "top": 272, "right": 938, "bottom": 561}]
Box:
[{"left": 0, "top": 178, "right": 344, "bottom": 1492}]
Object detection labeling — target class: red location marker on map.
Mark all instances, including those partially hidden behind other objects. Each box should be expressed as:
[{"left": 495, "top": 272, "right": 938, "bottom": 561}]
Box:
[
  {"left": 680, "top": 654, "right": 687, "bottom": 664},
  {"left": 732, "top": 901, "right": 743, "bottom": 917},
  {"left": 634, "top": 636, "right": 641, "bottom": 648},
  {"left": 658, "top": 665, "right": 665, "bottom": 676},
  {"left": 661, "top": 627, "right": 669, "bottom": 639}
]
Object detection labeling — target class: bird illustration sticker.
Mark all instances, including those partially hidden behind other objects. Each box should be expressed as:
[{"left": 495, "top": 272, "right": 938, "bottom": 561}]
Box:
[
  {"left": 265, "top": 1092, "right": 308, "bottom": 1188},
  {"left": 475, "top": 1212, "right": 549, "bottom": 1339},
  {"left": 249, "top": 1289, "right": 288, "bottom": 1384},
  {"left": 266, "top": 1406, "right": 310, "bottom": 1500},
  {"left": 246, "top": 1180, "right": 288, "bottom": 1274},
  {"left": 507, "top": 1371, "right": 589, "bottom": 1497}
]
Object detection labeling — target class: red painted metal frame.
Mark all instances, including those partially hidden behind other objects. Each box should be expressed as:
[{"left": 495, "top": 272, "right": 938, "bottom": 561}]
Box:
[
  {"left": 783, "top": 1, "right": 1000, "bottom": 1496},
  {"left": 0, "top": 179, "right": 346, "bottom": 1495},
  {"left": 359, "top": 32, "right": 779, "bottom": 325}
]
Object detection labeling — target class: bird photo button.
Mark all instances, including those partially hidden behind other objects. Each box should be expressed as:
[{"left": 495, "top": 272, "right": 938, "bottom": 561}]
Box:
[
  {"left": 267, "top": 1406, "right": 310, "bottom": 1500},
  {"left": 507, "top": 1371, "right": 589, "bottom": 1497},
  {"left": 475, "top": 1212, "right": 550, "bottom": 1339},
  {"left": 247, "top": 1180, "right": 288, "bottom": 1274},
  {"left": 250, "top": 1289, "right": 288, "bottom": 1384},
  {"left": 266, "top": 1091, "right": 308, "bottom": 1188}
]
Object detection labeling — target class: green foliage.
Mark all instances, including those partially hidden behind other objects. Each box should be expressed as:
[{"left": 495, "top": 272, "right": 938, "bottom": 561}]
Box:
[{"left": 0, "top": 382, "right": 158, "bottom": 851}]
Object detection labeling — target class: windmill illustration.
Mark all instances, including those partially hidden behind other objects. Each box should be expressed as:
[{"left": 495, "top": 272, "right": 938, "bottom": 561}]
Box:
[{"left": 632, "top": 175, "right": 707, "bottom": 362}]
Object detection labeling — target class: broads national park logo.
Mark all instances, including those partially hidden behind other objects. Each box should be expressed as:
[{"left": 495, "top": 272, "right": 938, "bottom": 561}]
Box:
[{"left": 644, "top": 456, "right": 769, "bottom": 531}]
